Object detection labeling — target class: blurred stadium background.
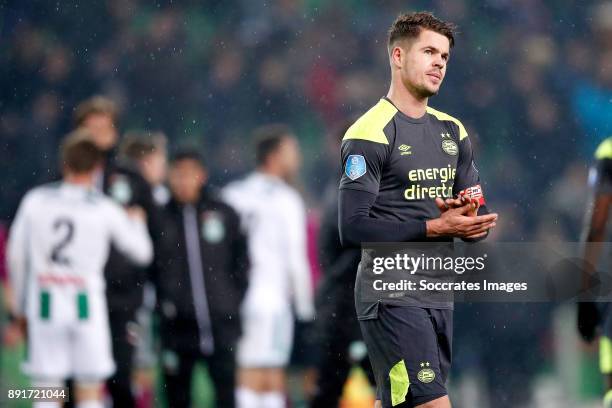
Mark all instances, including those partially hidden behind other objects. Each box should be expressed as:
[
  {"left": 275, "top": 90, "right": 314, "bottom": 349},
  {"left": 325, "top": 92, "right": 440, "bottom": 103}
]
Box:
[{"left": 0, "top": 0, "right": 611, "bottom": 407}]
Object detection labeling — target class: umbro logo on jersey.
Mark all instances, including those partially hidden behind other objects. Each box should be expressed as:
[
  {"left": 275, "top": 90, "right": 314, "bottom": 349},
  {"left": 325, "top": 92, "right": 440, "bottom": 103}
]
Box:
[{"left": 398, "top": 144, "right": 412, "bottom": 156}]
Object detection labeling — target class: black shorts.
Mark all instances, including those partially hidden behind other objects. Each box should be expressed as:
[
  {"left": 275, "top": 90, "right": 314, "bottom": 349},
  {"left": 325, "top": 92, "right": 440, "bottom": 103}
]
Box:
[
  {"left": 600, "top": 304, "right": 612, "bottom": 374},
  {"left": 359, "top": 304, "right": 452, "bottom": 407}
]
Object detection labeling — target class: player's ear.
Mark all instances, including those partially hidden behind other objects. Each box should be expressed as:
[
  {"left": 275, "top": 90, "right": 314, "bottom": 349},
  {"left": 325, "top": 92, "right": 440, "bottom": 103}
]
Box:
[{"left": 390, "top": 45, "right": 403, "bottom": 69}]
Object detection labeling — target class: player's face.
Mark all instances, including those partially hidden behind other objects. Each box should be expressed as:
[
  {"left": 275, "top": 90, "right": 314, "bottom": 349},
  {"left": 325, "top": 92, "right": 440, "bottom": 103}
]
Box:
[
  {"left": 397, "top": 29, "right": 450, "bottom": 98},
  {"left": 276, "top": 136, "right": 301, "bottom": 183},
  {"left": 139, "top": 150, "right": 167, "bottom": 186},
  {"left": 81, "top": 113, "right": 118, "bottom": 151},
  {"left": 169, "top": 159, "right": 207, "bottom": 204}
]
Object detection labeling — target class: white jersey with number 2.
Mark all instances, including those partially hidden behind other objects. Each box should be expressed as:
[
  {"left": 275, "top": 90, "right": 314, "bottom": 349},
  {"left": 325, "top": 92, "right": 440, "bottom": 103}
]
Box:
[{"left": 7, "top": 182, "right": 153, "bottom": 380}]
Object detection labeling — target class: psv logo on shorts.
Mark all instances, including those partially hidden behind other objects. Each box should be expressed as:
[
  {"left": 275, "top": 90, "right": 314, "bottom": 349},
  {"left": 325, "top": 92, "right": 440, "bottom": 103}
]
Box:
[
  {"left": 345, "top": 155, "right": 367, "bottom": 180},
  {"left": 417, "top": 362, "right": 436, "bottom": 383}
]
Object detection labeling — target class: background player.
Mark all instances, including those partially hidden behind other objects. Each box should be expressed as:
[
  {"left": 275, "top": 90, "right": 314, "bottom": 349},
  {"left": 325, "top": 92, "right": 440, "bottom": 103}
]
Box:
[
  {"left": 6, "top": 132, "right": 153, "bottom": 408},
  {"left": 223, "top": 125, "right": 315, "bottom": 408},
  {"left": 74, "top": 96, "right": 157, "bottom": 407},
  {"left": 118, "top": 131, "right": 170, "bottom": 406},
  {"left": 339, "top": 12, "right": 498, "bottom": 408},
  {"left": 120, "top": 132, "right": 171, "bottom": 208},
  {"left": 577, "top": 136, "right": 612, "bottom": 407}
]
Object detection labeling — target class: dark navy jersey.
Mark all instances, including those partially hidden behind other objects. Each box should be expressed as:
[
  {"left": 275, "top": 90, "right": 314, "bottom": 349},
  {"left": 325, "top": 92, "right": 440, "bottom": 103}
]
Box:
[
  {"left": 340, "top": 97, "right": 484, "bottom": 225},
  {"left": 593, "top": 137, "right": 612, "bottom": 195},
  {"left": 340, "top": 97, "right": 487, "bottom": 313}
]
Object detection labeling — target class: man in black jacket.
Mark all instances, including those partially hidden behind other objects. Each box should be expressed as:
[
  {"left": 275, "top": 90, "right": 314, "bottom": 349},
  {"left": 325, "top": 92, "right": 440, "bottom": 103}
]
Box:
[
  {"left": 152, "top": 149, "right": 249, "bottom": 408},
  {"left": 74, "top": 96, "right": 157, "bottom": 407}
]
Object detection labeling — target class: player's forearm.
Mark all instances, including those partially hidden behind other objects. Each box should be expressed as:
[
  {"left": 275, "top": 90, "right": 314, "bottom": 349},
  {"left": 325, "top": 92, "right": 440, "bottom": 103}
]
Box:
[
  {"left": 6, "top": 274, "right": 25, "bottom": 316},
  {"left": 2, "top": 282, "right": 17, "bottom": 316},
  {"left": 290, "top": 262, "right": 315, "bottom": 320},
  {"left": 580, "top": 232, "right": 606, "bottom": 292},
  {"left": 579, "top": 195, "right": 610, "bottom": 291},
  {"left": 338, "top": 189, "right": 426, "bottom": 247},
  {"left": 7, "top": 249, "right": 26, "bottom": 316},
  {"left": 125, "top": 220, "right": 154, "bottom": 266}
]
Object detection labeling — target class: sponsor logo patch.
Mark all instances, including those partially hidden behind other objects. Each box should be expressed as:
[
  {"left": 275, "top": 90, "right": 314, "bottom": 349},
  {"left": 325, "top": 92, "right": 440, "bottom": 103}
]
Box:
[
  {"left": 458, "top": 184, "right": 486, "bottom": 206},
  {"left": 398, "top": 144, "right": 412, "bottom": 156},
  {"left": 345, "top": 155, "right": 367, "bottom": 180},
  {"left": 109, "top": 175, "right": 132, "bottom": 205},
  {"left": 201, "top": 211, "right": 225, "bottom": 243}
]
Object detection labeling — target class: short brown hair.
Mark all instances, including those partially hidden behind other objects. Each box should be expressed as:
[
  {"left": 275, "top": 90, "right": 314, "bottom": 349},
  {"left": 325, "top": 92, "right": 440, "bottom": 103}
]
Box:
[
  {"left": 60, "top": 129, "right": 104, "bottom": 174},
  {"left": 254, "top": 124, "right": 293, "bottom": 166},
  {"left": 73, "top": 95, "right": 118, "bottom": 127},
  {"left": 120, "top": 131, "right": 166, "bottom": 161},
  {"left": 388, "top": 11, "right": 456, "bottom": 51}
]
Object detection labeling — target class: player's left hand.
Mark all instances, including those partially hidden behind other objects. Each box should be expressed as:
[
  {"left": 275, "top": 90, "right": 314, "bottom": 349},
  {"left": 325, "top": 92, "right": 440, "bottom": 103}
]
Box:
[
  {"left": 435, "top": 196, "right": 479, "bottom": 216},
  {"left": 435, "top": 197, "right": 485, "bottom": 239},
  {"left": 3, "top": 317, "right": 26, "bottom": 347}
]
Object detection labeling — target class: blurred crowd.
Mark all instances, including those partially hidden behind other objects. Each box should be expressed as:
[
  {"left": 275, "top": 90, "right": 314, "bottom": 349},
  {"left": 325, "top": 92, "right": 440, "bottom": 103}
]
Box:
[
  {"left": 0, "top": 0, "right": 611, "bottom": 407},
  {"left": 0, "top": 0, "right": 610, "bottom": 238}
]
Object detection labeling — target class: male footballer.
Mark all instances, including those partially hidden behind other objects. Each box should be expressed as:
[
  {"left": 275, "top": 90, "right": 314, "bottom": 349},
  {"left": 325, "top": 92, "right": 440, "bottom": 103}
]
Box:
[
  {"left": 7, "top": 132, "right": 153, "bottom": 408},
  {"left": 338, "top": 12, "right": 498, "bottom": 408},
  {"left": 577, "top": 136, "right": 612, "bottom": 407}
]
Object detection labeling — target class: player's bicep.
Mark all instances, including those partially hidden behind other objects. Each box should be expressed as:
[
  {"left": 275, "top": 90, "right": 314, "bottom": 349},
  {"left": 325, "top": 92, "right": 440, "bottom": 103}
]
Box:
[
  {"left": 594, "top": 194, "right": 611, "bottom": 226},
  {"left": 585, "top": 193, "right": 612, "bottom": 241},
  {"left": 7, "top": 215, "right": 26, "bottom": 266},
  {"left": 7, "top": 195, "right": 34, "bottom": 269},
  {"left": 339, "top": 140, "right": 388, "bottom": 194},
  {"left": 593, "top": 158, "right": 612, "bottom": 196},
  {"left": 6, "top": 194, "right": 35, "bottom": 314}
]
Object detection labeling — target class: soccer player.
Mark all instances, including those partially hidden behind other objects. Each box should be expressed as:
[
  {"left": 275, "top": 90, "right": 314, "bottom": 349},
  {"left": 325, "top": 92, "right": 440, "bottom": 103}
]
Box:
[
  {"left": 6, "top": 132, "right": 153, "bottom": 408},
  {"left": 577, "top": 136, "right": 612, "bottom": 407},
  {"left": 118, "top": 132, "right": 170, "bottom": 406},
  {"left": 74, "top": 96, "right": 157, "bottom": 407},
  {"left": 120, "top": 132, "right": 171, "bottom": 207},
  {"left": 223, "top": 125, "right": 315, "bottom": 408},
  {"left": 338, "top": 12, "right": 498, "bottom": 408}
]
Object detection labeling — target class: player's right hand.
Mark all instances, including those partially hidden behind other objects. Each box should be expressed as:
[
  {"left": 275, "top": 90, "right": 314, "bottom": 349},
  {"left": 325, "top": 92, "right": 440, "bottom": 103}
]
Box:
[
  {"left": 427, "top": 201, "right": 497, "bottom": 238},
  {"left": 435, "top": 197, "right": 480, "bottom": 217},
  {"left": 577, "top": 302, "right": 600, "bottom": 343},
  {"left": 127, "top": 206, "right": 147, "bottom": 222}
]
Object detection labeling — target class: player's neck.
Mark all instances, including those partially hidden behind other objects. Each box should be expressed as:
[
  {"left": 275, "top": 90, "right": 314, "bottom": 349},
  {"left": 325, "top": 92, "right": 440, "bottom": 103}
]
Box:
[
  {"left": 387, "top": 80, "right": 428, "bottom": 119},
  {"left": 257, "top": 165, "right": 283, "bottom": 180},
  {"left": 64, "top": 173, "right": 94, "bottom": 188}
]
